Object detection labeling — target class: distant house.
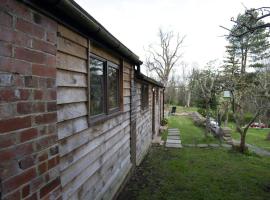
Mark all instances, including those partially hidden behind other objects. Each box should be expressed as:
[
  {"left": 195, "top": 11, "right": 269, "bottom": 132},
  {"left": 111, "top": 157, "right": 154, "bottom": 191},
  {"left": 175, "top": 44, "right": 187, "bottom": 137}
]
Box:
[{"left": 0, "top": 0, "right": 164, "bottom": 199}]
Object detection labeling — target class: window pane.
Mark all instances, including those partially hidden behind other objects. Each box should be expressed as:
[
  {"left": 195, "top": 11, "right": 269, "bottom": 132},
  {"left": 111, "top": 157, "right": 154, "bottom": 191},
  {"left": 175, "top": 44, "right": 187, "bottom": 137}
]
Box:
[
  {"left": 141, "top": 84, "right": 149, "bottom": 110},
  {"left": 90, "top": 58, "right": 105, "bottom": 116},
  {"left": 108, "top": 66, "right": 119, "bottom": 109}
]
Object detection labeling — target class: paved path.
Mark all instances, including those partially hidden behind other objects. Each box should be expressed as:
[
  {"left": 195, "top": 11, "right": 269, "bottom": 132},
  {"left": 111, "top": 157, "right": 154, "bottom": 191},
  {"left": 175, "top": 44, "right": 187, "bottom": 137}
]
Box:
[
  {"left": 166, "top": 128, "right": 182, "bottom": 148},
  {"left": 232, "top": 139, "right": 270, "bottom": 157}
]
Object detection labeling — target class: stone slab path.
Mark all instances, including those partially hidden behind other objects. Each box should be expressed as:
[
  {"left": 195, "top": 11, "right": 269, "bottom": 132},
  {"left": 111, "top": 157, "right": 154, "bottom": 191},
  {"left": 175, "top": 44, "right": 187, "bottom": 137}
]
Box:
[
  {"left": 232, "top": 139, "right": 270, "bottom": 157},
  {"left": 166, "top": 128, "right": 182, "bottom": 148}
]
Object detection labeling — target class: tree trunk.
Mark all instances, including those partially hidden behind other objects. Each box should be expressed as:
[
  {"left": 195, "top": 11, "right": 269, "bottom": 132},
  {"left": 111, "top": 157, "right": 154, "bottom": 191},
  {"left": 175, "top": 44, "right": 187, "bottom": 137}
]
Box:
[
  {"left": 205, "top": 104, "right": 210, "bottom": 137},
  {"left": 239, "top": 131, "right": 247, "bottom": 153},
  {"left": 186, "top": 90, "right": 191, "bottom": 107}
]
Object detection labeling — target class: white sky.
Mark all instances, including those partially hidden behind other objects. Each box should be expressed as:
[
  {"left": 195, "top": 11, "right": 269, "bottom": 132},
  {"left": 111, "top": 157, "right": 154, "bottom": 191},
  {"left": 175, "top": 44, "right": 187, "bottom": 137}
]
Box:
[{"left": 75, "top": 0, "right": 269, "bottom": 73}]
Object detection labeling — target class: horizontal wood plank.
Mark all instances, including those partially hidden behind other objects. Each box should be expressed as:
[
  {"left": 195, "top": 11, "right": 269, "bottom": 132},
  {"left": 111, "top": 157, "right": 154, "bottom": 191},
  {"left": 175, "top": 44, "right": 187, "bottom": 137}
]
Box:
[
  {"left": 57, "top": 87, "right": 87, "bottom": 104},
  {"left": 58, "top": 116, "right": 88, "bottom": 140},
  {"left": 56, "top": 52, "right": 87, "bottom": 73},
  {"left": 58, "top": 37, "right": 87, "bottom": 59},
  {"left": 57, "top": 69, "right": 87, "bottom": 87},
  {"left": 57, "top": 102, "right": 87, "bottom": 122},
  {"left": 58, "top": 24, "right": 88, "bottom": 47}
]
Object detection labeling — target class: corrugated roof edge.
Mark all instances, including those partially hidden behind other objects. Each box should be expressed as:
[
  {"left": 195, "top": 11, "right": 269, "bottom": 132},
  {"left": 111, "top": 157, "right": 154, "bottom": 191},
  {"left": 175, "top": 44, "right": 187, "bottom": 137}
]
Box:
[{"left": 21, "top": 0, "right": 143, "bottom": 66}]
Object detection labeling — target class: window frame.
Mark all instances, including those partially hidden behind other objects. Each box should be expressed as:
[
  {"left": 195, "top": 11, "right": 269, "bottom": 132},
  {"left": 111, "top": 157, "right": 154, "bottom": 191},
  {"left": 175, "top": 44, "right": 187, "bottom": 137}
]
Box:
[
  {"left": 141, "top": 83, "right": 149, "bottom": 111},
  {"left": 88, "top": 53, "right": 122, "bottom": 124}
]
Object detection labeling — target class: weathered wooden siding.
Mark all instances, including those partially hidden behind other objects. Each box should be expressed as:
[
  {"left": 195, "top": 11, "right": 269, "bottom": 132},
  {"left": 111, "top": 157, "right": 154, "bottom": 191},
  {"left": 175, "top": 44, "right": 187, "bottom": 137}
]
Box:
[
  {"left": 134, "top": 83, "right": 152, "bottom": 165},
  {"left": 56, "top": 24, "right": 132, "bottom": 200}
]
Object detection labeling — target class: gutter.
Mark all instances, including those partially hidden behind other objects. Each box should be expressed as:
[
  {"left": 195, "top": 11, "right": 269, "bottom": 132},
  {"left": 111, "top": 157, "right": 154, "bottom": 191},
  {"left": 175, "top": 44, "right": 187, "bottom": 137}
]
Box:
[
  {"left": 135, "top": 71, "right": 164, "bottom": 88},
  {"left": 21, "top": 0, "right": 143, "bottom": 66}
]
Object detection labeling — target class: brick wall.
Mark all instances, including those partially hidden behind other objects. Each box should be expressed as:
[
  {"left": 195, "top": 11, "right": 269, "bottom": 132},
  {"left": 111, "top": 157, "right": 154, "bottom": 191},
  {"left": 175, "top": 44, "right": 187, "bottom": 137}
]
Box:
[{"left": 0, "top": 0, "right": 61, "bottom": 199}]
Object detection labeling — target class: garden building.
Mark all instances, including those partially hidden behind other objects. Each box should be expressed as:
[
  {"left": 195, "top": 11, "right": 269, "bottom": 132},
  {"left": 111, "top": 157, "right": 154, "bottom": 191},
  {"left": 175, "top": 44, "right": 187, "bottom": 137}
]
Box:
[{"left": 0, "top": 0, "right": 164, "bottom": 199}]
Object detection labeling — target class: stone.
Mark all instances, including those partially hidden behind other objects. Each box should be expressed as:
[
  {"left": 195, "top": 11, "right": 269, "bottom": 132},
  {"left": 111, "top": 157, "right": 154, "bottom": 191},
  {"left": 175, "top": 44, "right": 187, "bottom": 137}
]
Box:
[
  {"left": 197, "top": 144, "right": 208, "bottom": 148},
  {"left": 167, "top": 136, "right": 180, "bottom": 140},
  {"left": 166, "top": 139, "right": 181, "bottom": 144},
  {"left": 165, "top": 143, "right": 182, "bottom": 148},
  {"left": 209, "top": 144, "right": 220, "bottom": 148}
]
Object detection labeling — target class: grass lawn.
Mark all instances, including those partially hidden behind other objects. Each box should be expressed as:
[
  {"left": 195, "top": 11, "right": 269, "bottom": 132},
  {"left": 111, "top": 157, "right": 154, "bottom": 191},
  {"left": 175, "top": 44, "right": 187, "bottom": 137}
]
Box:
[
  {"left": 165, "top": 105, "right": 198, "bottom": 113},
  {"left": 162, "top": 116, "right": 221, "bottom": 144},
  {"left": 118, "top": 147, "right": 270, "bottom": 200},
  {"left": 227, "top": 123, "right": 270, "bottom": 151},
  {"left": 119, "top": 115, "right": 270, "bottom": 200}
]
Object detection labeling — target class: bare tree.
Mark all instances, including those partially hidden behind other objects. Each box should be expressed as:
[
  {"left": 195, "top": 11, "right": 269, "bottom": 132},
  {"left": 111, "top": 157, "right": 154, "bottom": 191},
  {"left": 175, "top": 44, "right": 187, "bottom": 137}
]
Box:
[
  {"left": 145, "top": 28, "right": 185, "bottom": 87},
  {"left": 221, "top": 7, "right": 270, "bottom": 37}
]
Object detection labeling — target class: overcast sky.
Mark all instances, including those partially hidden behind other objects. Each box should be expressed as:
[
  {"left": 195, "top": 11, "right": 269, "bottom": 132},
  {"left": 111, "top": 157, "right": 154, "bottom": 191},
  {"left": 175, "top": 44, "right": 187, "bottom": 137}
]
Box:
[{"left": 75, "top": 0, "right": 269, "bottom": 72}]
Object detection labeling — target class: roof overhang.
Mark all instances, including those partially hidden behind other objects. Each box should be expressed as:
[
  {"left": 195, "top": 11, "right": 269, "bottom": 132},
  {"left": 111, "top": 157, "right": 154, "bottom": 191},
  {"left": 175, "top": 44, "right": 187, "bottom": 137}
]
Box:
[{"left": 20, "top": 0, "right": 143, "bottom": 66}]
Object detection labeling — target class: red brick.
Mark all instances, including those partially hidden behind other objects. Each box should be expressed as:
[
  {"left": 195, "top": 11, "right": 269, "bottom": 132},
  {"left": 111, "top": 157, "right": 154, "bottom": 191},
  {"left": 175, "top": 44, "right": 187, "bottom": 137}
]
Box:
[
  {"left": 24, "top": 76, "right": 39, "bottom": 88},
  {"left": 16, "top": 18, "right": 44, "bottom": 39},
  {"left": 34, "top": 89, "right": 43, "bottom": 100},
  {"left": 15, "top": 47, "right": 46, "bottom": 64},
  {"left": 38, "top": 161, "right": 47, "bottom": 175},
  {"left": 32, "top": 64, "right": 56, "bottom": 78},
  {"left": 38, "top": 152, "right": 48, "bottom": 162},
  {"left": 35, "top": 113, "right": 56, "bottom": 125},
  {"left": 38, "top": 77, "right": 47, "bottom": 88},
  {"left": 0, "top": 133, "right": 16, "bottom": 148},
  {"left": 2, "top": 0, "right": 31, "bottom": 20},
  {"left": 19, "top": 89, "right": 31, "bottom": 100},
  {"left": 18, "top": 156, "right": 35, "bottom": 170},
  {"left": 24, "top": 193, "right": 37, "bottom": 200},
  {"left": 0, "top": 41, "right": 12, "bottom": 57},
  {"left": 46, "top": 78, "right": 55, "bottom": 88},
  {"left": 0, "top": 26, "right": 31, "bottom": 47},
  {"left": 33, "top": 102, "right": 45, "bottom": 113},
  {"left": 0, "top": 148, "right": 16, "bottom": 161},
  {"left": 20, "top": 128, "right": 38, "bottom": 143},
  {"left": 48, "top": 156, "right": 59, "bottom": 170},
  {"left": 30, "top": 176, "right": 45, "bottom": 192},
  {"left": 46, "top": 32, "right": 57, "bottom": 43},
  {"left": 35, "top": 135, "right": 57, "bottom": 151},
  {"left": 0, "top": 57, "right": 31, "bottom": 75},
  {"left": 0, "top": 116, "right": 31, "bottom": 133},
  {"left": 0, "top": 11, "right": 13, "bottom": 28},
  {"left": 2, "top": 189, "right": 20, "bottom": 200},
  {"left": 48, "top": 90, "right": 56, "bottom": 100},
  {"left": 46, "top": 54, "right": 56, "bottom": 68},
  {"left": 40, "top": 178, "right": 60, "bottom": 198},
  {"left": 47, "top": 102, "right": 57, "bottom": 112},
  {"left": 3, "top": 168, "right": 36, "bottom": 194},
  {"left": 32, "top": 39, "right": 56, "bottom": 55},
  {"left": 22, "top": 184, "right": 30, "bottom": 198},
  {"left": 0, "top": 160, "right": 21, "bottom": 180},
  {"left": 17, "top": 102, "right": 32, "bottom": 114},
  {"left": 0, "top": 88, "right": 30, "bottom": 102},
  {"left": 15, "top": 142, "right": 34, "bottom": 158},
  {"left": 32, "top": 12, "right": 57, "bottom": 31}
]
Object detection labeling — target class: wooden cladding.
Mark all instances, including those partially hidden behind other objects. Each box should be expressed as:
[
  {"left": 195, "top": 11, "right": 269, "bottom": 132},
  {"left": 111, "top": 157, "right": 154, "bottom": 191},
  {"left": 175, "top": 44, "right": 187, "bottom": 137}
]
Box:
[{"left": 56, "top": 23, "right": 132, "bottom": 200}]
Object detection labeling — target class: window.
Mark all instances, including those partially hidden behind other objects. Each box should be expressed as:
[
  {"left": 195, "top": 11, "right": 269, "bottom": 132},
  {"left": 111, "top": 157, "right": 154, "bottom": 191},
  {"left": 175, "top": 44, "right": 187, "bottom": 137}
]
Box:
[
  {"left": 156, "top": 89, "right": 159, "bottom": 102},
  {"left": 89, "top": 55, "right": 120, "bottom": 118},
  {"left": 141, "top": 83, "right": 149, "bottom": 110}
]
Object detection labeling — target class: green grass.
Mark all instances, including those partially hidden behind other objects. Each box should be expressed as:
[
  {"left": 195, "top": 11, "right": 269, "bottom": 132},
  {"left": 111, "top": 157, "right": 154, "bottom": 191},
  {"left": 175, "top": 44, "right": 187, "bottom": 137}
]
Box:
[
  {"left": 162, "top": 116, "right": 221, "bottom": 144},
  {"left": 119, "top": 115, "right": 270, "bottom": 200},
  {"left": 227, "top": 123, "right": 270, "bottom": 151},
  {"left": 165, "top": 105, "right": 198, "bottom": 113},
  {"left": 118, "top": 147, "right": 270, "bottom": 200}
]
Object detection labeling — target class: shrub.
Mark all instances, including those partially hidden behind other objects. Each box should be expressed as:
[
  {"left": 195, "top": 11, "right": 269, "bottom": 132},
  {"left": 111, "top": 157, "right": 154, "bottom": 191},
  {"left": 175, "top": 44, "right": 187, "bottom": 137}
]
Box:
[
  {"left": 161, "top": 118, "right": 168, "bottom": 126},
  {"left": 197, "top": 108, "right": 206, "bottom": 117}
]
